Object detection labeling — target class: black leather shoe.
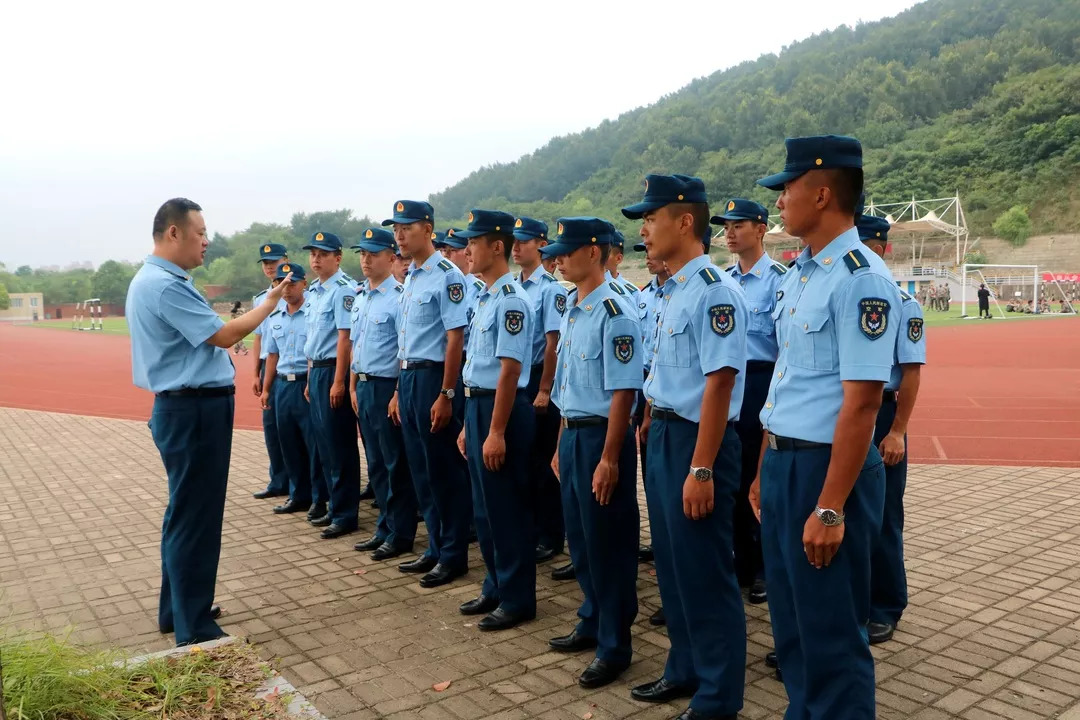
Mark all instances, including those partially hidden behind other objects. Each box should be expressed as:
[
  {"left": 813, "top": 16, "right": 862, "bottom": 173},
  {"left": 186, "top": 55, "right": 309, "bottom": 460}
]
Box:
[
  {"left": 578, "top": 657, "right": 629, "bottom": 689},
  {"left": 306, "top": 502, "right": 327, "bottom": 520},
  {"left": 630, "top": 677, "right": 695, "bottom": 704},
  {"left": 160, "top": 605, "right": 221, "bottom": 634},
  {"left": 309, "top": 514, "right": 332, "bottom": 527},
  {"left": 748, "top": 578, "right": 767, "bottom": 604},
  {"left": 353, "top": 535, "right": 385, "bottom": 552},
  {"left": 477, "top": 606, "right": 534, "bottom": 631},
  {"left": 371, "top": 543, "right": 411, "bottom": 561},
  {"left": 674, "top": 708, "right": 737, "bottom": 720},
  {"left": 273, "top": 499, "right": 307, "bottom": 514},
  {"left": 459, "top": 594, "right": 499, "bottom": 616},
  {"left": 359, "top": 485, "right": 375, "bottom": 500},
  {"left": 649, "top": 607, "right": 666, "bottom": 626},
  {"left": 764, "top": 651, "right": 778, "bottom": 669},
  {"left": 399, "top": 556, "right": 437, "bottom": 574},
  {"left": 535, "top": 544, "right": 560, "bottom": 563},
  {"left": 638, "top": 545, "right": 654, "bottom": 563},
  {"left": 419, "top": 564, "right": 467, "bottom": 588},
  {"left": 549, "top": 630, "right": 598, "bottom": 653},
  {"left": 551, "top": 562, "right": 576, "bottom": 581},
  {"left": 868, "top": 621, "right": 895, "bottom": 644},
  {"left": 253, "top": 488, "right": 288, "bottom": 499},
  {"left": 320, "top": 524, "right": 355, "bottom": 539}
]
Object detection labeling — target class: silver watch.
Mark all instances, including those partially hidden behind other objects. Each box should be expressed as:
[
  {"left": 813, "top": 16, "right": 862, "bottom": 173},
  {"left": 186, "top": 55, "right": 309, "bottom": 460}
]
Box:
[
  {"left": 815, "top": 506, "right": 845, "bottom": 526},
  {"left": 690, "top": 466, "right": 713, "bottom": 483},
  {"left": 439, "top": 388, "right": 455, "bottom": 400}
]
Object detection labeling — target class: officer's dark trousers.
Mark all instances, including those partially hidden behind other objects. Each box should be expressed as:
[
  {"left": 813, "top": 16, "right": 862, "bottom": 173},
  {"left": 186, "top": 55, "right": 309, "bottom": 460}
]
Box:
[
  {"left": 308, "top": 365, "right": 360, "bottom": 530},
  {"left": 560, "top": 421, "right": 639, "bottom": 665},
  {"left": 870, "top": 396, "right": 908, "bottom": 626},
  {"left": 646, "top": 419, "right": 745, "bottom": 716},
  {"left": 356, "top": 376, "right": 418, "bottom": 550},
  {"left": 465, "top": 391, "right": 536, "bottom": 615},
  {"left": 733, "top": 361, "right": 773, "bottom": 585},
  {"left": 260, "top": 362, "right": 290, "bottom": 494},
  {"left": 760, "top": 443, "right": 885, "bottom": 720},
  {"left": 150, "top": 393, "right": 232, "bottom": 646},
  {"left": 979, "top": 301, "right": 990, "bottom": 318},
  {"left": 399, "top": 365, "right": 471, "bottom": 569},
  {"left": 526, "top": 363, "right": 564, "bottom": 551},
  {"left": 273, "top": 377, "right": 327, "bottom": 507}
]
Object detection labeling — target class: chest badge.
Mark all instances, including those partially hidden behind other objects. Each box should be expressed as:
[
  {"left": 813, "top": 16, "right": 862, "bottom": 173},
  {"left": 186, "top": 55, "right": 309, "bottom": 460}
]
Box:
[
  {"left": 858, "top": 298, "right": 890, "bottom": 340},
  {"left": 908, "top": 317, "right": 924, "bottom": 343},
  {"left": 776, "top": 290, "right": 784, "bottom": 302},
  {"left": 709, "top": 304, "right": 736, "bottom": 336},
  {"left": 448, "top": 283, "right": 464, "bottom": 304},
  {"left": 504, "top": 310, "right": 524, "bottom": 335},
  {"left": 614, "top": 335, "right": 634, "bottom": 363}
]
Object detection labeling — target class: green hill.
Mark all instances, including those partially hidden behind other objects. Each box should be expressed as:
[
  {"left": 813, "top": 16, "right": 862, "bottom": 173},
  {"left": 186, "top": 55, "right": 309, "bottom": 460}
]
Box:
[{"left": 429, "top": 0, "right": 1080, "bottom": 238}]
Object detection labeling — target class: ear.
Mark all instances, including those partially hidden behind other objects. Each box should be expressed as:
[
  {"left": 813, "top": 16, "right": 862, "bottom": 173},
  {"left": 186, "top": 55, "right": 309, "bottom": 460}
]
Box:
[{"left": 816, "top": 184, "right": 832, "bottom": 211}]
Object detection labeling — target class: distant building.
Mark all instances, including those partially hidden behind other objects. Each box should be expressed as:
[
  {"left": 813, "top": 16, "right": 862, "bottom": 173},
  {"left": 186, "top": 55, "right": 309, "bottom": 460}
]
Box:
[{"left": 0, "top": 292, "right": 45, "bottom": 322}]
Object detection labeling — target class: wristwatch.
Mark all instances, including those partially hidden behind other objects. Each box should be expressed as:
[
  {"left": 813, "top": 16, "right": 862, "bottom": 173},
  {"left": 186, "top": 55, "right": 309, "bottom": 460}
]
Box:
[
  {"left": 439, "top": 388, "right": 455, "bottom": 400},
  {"left": 815, "top": 506, "right": 845, "bottom": 526},
  {"left": 689, "top": 466, "right": 713, "bottom": 483}
]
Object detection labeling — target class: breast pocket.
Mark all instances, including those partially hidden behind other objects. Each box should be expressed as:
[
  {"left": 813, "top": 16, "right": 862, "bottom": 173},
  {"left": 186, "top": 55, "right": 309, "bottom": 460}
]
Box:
[
  {"left": 474, "top": 312, "right": 497, "bottom": 357},
  {"left": 788, "top": 310, "right": 837, "bottom": 371},
  {"left": 657, "top": 311, "right": 692, "bottom": 368},
  {"left": 749, "top": 300, "right": 775, "bottom": 335},
  {"left": 410, "top": 291, "right": 437, "bottom": 325},
  {"left": 567, "top": 340, "right": 603, "bottom": 389},
  {"left": 317, "top": 306, "right": 336, "bottom": 330},
  {"left": 368, "top": 312, "right": 393, "bottom": 339}
]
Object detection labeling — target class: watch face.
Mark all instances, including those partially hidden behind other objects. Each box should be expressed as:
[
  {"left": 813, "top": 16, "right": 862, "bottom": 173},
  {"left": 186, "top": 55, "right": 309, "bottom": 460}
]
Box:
[
  {"left": 694, "top": 468, "right": 712, "bottom": 481},
  {"left": 819, "top": 509, "right": 840, "bottom": 525}
]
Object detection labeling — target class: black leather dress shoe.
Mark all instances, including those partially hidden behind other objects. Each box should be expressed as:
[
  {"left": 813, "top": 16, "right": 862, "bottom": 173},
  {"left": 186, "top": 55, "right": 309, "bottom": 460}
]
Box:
[
  {"left": 309, "top": 513, "right": 332, "bottom": 527},
  {"left": 630, "top": 677, "right": 696, "bottom": 704},
  {"left": 535, "top": 544, "right": 560, "bottom": 563},
  {"left": 578, "top": 657, "right": 630, "bottom": 689},
  {"left": 477, "top": 606, "right": 534, "bottom": 631},
  {"left": 419, "top": 564, "right": 467, "bottom": 588},
  {"left": 638, "top": 545, "right": 654, "bottom": 562},
  {"left": 459, "top": 594, "right": 499, "bottom": 616},
  {"left": 353, "top": 535, "right": 385, "bottom": 552},
  {"left": 358, "top": 485, "right": 375, "bottom": 500},
  {"left": 273, "top": 499, "right": 307, "bottom": 514},
  {"left": 649, "top": 607, "right": 666, "bottom": 626},
  {"left": 320, "top": 524, "right": 356, "bottom": 540},
  {"left": 306, "top": 502, "right": 327, "bottom": 520},
  {"left": 868, "top": 621, "right": 895, "bottom": 644},
  {"left": 399, "top": 556, "right": 437, "bottom": 574},
  {"left": 160, "top": 605, "right": 221, "bottom": 634},
  {"left": 371, "top": 543, "right": 411, "bottom": 562},
  {"left": 765, "top": 651, "right": 782, "bottom": 680},
  {"left": 551, "top": 562, "right": 576, "bottom": 581},
  {"left": 748, "top": 578, "right": 767, "bottom": 604},
  {"left": 176, "top": 631, "right": 227, "bottom": 648},
  {"left": 253, "top": 488, "right": 288, "bottom": 500},
  {"left": 548, "top": 630, "right": 598, "bottom": 653},
  {"left": 673, "top": 708, "right": 737, "bottom": 720}
]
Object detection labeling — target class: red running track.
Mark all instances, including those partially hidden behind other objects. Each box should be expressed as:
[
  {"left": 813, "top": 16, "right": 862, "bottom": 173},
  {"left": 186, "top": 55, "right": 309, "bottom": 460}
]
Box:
[{"left": 2, "top": 319, "right": 1078, "bottom": 466}]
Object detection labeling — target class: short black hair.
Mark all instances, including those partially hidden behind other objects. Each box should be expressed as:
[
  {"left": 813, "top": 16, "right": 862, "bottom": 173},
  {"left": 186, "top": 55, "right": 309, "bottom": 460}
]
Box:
[
  {"left": 824, "top": 168, "right": 864, "bottom": 216},
  {"left": 484, "top": 233, "right": 513, "bottom": 262},
  {"left": 668, "top": 202, "right": 711, "bottom": 241},
  {"left": 598, "top": 244, "right": 612, "bottom": 265},
  {"left": 153, "top": 198, "right": 202, "bottom": 239}
]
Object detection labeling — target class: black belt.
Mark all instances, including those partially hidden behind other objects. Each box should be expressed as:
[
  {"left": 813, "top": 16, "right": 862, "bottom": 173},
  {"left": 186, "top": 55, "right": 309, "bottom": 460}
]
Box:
[
  {"left": 464, "top": 386, "right": 495, "bottom": 398},
  {"left": 276, "top": 373, "right": 307, "bottom": 382},
  {"left": 400, "top": 359, "right": 443, "bottom": 370},
  {"left": 767, "top": 433, "right": 830, "bottom": 451},
  {"left": 357, "top": 373, "right": 395, "bottom": 382},
  {"left": 746, "top": 360, "right": 776, "bottom": 372},
  {"left": 882, "top": 390, "right": 897, "bottom": 403},
  {"left": 650, "top": 407, "right": 692, "bottom": 423},
  {"left": 156, "top": 386, "right": 235, "bottom": 398},
  {"left": 310, "top": 359, "right": 336, "bottom": 368},
  {"left": 561, "top": 415, "right": 606, "bottom": 429}
]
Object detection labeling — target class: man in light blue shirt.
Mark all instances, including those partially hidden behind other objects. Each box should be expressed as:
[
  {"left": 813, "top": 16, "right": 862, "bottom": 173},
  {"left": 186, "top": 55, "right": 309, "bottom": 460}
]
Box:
[
  {"left": 436, "top": 228, "right": 484, "bottom": 347},
  {"left": 251, "top": 242, "right": 290, "bottom": 500},
  {"left": 605, "top": 231, "right": 642, "bottom": 311},
  {"left": 128, "top": 198, "right": 290, "bottom": 646}
]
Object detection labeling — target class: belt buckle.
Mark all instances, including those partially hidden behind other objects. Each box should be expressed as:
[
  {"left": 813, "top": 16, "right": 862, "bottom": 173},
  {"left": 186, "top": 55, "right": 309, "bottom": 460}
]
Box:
[
  {"left": 768, "top": 434, "right": 778, "bottom": 451},
  {"left": 358, "top": 373, "right": 368, "bottom": 382},
  {"left": 464, "top": 386, "right": 473, "bottom": 398},
  {"left": 286, "top": 373, "right": 297, "bottom": 382},
  {"left": 400, "top": 360, "right": 408, "bottom": 370},
  {"left": 560, "top": 416, "right": 569, "bottom": 429}
]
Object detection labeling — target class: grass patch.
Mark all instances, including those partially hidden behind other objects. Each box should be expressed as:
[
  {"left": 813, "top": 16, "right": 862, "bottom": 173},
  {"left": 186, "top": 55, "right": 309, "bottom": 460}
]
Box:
[
  {"left": 1, "top": 633, "right": 292, "bottom": 719},
  {"left": 23, "top": 316, "right": 257, "bottom": 348}
]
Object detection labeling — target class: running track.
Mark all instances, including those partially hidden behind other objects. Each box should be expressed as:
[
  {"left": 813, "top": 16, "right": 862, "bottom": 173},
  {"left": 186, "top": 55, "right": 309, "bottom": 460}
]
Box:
[{"left": 1, "top": 319, "right": 1077, "bottom": 467}]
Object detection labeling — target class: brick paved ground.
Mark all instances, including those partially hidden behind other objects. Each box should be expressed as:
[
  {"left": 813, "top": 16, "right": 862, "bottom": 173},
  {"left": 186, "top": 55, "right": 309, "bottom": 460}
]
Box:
[{"left": 1, "top": 407, "right": 1079, "bottom": 719}]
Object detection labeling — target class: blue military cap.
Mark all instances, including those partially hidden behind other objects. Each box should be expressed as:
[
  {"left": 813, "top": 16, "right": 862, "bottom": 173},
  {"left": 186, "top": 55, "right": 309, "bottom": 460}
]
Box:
[
  {"left": 273, "top": 262, "right": 306, "bottom": 281},
  {"left": 302, "top": 231, "right": 343, "bottom": 252},
  {"left": 539, "top": 217, "right": 615, "bottom": 258},
  {"left": 454, "top": 209, "right": 516, "bottom": 239},
  {"left": 257, "top": 242, "right": 287, "bottom": 262},
  {"left": 632, "top": 241, "right": 646, "bottom": 252},
  {"left": 757, "top": 135, "right": 863, "bottom": 191},
  {"left": 437, "top": 228, "right": 467, "bottom": 249},
  {"left": 711, "top": 198, "right": 770, "bottom": 225},
  {"left": 856, "top": 215, "right": 891, "bottom": 244},
  {"left": 622, "top": 174, "right": 709, "bottom": 219},
  {"left": 351, "top": 227, "right": 397, "bottom": 254},
  {"left": 612, "top": 230, "right": 627, "bottom": 251},
  {"left": 381, "top": 199, "right": 434, "bottom": 226},
  {"left": 512, "top": 217, "right": 548, "bottom": 242}
]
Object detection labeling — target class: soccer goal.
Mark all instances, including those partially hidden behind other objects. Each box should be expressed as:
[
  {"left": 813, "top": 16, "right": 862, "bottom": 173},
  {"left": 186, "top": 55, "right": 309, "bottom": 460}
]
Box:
[
  {"left": 960, "top": 264, "right": 1036, "bottom": 319},
  {"left": 72, "top": 298, "right": 104, "bottom": 330}
]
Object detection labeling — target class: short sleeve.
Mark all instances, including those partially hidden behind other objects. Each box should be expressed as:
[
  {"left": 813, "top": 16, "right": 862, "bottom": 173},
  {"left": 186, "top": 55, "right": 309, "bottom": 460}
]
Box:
[
  {"left": 334, "top": 287, "right": 356, "bottom": 330},
  {"left": 602, "top": 314, "right": 644, "bottom": 390},
  {"left": 836, "top": 273, "right": 901, "bottom": 382},
  {"left": 439, "top": 270, "right": 470, "bottom": 331},
  {"left": 896, "top": 300, "right": 927, "bottom": 366},
  {"left": 542, "top": 283, "right": 568, "bottom": 334},
  {"left": 695, "top": 284, "right": 747, "bottom": 376},
  {"left": 158, "top": 281, "right": 225, "bottom": 348},
  {"left": 493, "top": 296, "right": 532, "bottom": 364}
]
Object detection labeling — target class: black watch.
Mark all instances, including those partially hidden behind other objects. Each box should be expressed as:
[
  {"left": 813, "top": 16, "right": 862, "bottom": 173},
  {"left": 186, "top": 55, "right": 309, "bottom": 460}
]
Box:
[{"left": 439, "top": 388, "right": 455, "bottom": 400}]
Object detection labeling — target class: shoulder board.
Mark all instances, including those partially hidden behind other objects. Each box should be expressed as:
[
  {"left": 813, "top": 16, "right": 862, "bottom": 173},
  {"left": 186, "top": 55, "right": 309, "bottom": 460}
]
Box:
[
  {"left": 608, "top": 281, "right": 625, "bottom": 295},
  {"left": 623, "top": 282, "right": 637, "bottom": 294},
  {"left": 437, "top": 259, "right": 454, "bottom": 272},
  {"left": 842, "top": 249, "right": 870, "bottom": 273},
  {"left": 771, "top": 262, "right": 788, "bottom": 275},
  {"left": 542, "top": 271, "right": 556, "bottom": 282},
  {"left": 335, "top": 277, "right": 348, "bottom": 286},
  {"left": 473, "top": 279, "right": 484, "bottom": 292},
  {"left": 899, "top": 288, "right": 913, "bottom": 301},
  {"left": 602, "top": 298, "right": 623, "bottom": 317},
  {"left": 342, "top": 273, "right": 354, "bottom": 282},
  {"left": 254, "top": 289, "right": 268, "bottom": 298},
  {"left": 698, "top": 267, "right": 721, "bottom": 284},
  {"left": 394, "top": 285, "right": 403, "bottom": 293},
  {"left": 269, "top": 308, "right": 282, "bottom": 317},
  {"left": 501, "top": 284, "right": 516, "bottom": 296},
  {"left": 724, "top": 265, "right": 735, "bottom": 273}
]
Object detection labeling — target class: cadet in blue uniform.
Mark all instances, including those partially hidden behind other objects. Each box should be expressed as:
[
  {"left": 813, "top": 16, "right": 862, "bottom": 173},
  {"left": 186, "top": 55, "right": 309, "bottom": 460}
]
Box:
[
  {"left": 349, "top": 228, "right": 420, "bottom": 561},
  {"left": 258, "top": 264, "right": 329, "bottom": 517},
  {"left": 128, "top": 198, "right": 290, "bottom": 646},
  {"left": 604, "top": 231, "right": 642, "bottom": 310},
  {"left": 385, "top": 200, "right": 472, "bottom": 588},
  {"left": 714, "top": 198, "right": 785, "bottom": 604},
  {"left": 857, "top": 215, "right": 926, "bottom": 645},
  {"left": 453, "top": 210, "right": 537, "bottom": 630},
  {"left": 251, "top": 242, "right": 291, "bottom": 500},
  {"left": 512, "top": 216, "right": 568, "bottom": 563},
  {"left": 302, "top": 231, "right": 361, "bottom": 540},
  {"left": 543, "top": 217, "right": 643, "bottom": 689},
  {"left": 437, "top": 228, "right": 485, "bottom": 342},
  {"left": 750, "top": 136, "right": 901, "bottom": 719},
  {"left": 624, "top": 175, "right": 748, "bottom": 720}
]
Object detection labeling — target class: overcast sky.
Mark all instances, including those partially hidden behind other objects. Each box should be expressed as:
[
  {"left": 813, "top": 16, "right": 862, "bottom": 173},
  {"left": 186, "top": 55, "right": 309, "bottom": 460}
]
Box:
[{"left": 0, "top": 0, "right": 919, "bottom": 269}]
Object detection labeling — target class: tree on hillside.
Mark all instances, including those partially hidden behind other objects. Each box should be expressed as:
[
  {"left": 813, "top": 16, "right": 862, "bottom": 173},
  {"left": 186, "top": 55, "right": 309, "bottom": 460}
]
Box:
[
  {"left": 92, "top": 260, "right": 138, "bottom": 305},
  {"left": 0, "top": 282, "right": 10, "bottom": 310},
  {"left": 15, "top": 265, "right": 32, "bottom": 277},
  {"left": 205, "top": 233, "right": 231, "bottom": 265},
  {"left": 992, "top": 206, "right": 1032, "bottom": 246}
]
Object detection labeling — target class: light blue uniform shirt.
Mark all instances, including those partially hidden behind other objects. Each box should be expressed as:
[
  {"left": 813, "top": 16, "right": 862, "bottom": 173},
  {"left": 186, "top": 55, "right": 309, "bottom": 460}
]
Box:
[
  {"left": 760, "top": 228, "right": 903, "bottom": 443},
  {"left": 463, "top": 272, "right": 485, "bottom": 346},
  {"left": 400, "top": 253, "right": 469, "bottom": 362},
  {"left": 252, "top": 286, "right": 285, "bottom": 360},
  {"left": 126, "top": 255, "right": 233, "bottom": 392},
  {"left": 644, "top": 255, "right": 748, "bottom": 423},
  {"left": 887, "top": 290, "right": 927, "bottom": 391},
  {"left": 552, "top": 284, "right": 644, "bottom": 418},
  {"left": 350, "top": 276, "right": 404, "bottom": 378},
  {"left": 463, "top": 273, "right": 533, "bottom": 390},
  {"left": 303, "top": 269, "right": 357, "bottom": 361},
  {"left": 265, "top": 303, "right": 310, "bottom": 376},
  {"left": 518, "top": 267, "right": 568, "bottom": 367},
  {"left": 639, "top": 276, "right": 665, "bottom": 371},
  {"left": 728, "top": 253, "right": 786, "bottom": 362},
  {"left": 605, "top": 270, "right": 641, "bottom": 313}
]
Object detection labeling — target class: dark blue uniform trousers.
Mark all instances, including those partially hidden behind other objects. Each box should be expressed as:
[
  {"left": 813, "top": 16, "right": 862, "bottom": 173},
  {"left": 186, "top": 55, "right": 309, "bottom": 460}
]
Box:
[
  {"left": 870, "top": 397, "right": 907, "bottom": 625},
  {"left": 260, "top": 362, "right": 290, "bottom": 494},
  {"left": 465, "top": 391, "right": 536, "bottom": 615},
  {"left": 760, "top": 443, "right": 885, "bottom": 720},
  {"left": 526, "top": 364, "right": 564, "bottom": 551},
  {"left": 646, "top": 419, "right": 745, "bottom": 717},
  {"left": 356, "top": 376, "right": 418, "bottom": 550},
  {"left": 308, "top": 365, "right": 360, "bottom": 530},
  {"left": 733, "top": 361, "right": 773, "bottom": 585},
  {"left": 272, "top": 376, "right": 327, "bottom": 507},
  {"left": 150, "top": 393, "right": 232, "bottom": 646},
  {"left": 560, "top": 422, "right": 639, "bottom": 665},
  {"left": 399, "top": 365, "right": 471, "bottom": 569}
]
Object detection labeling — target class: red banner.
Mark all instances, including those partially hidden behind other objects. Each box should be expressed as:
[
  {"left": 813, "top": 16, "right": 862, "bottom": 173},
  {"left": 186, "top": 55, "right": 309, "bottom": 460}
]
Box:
[{"left": 1042, "top": 273, "right": 1080, "bottom": 282}]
